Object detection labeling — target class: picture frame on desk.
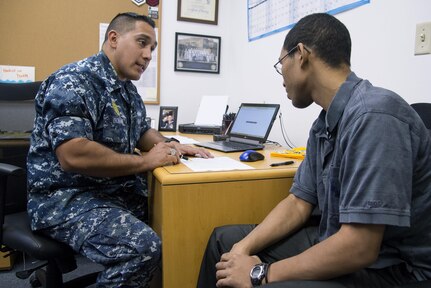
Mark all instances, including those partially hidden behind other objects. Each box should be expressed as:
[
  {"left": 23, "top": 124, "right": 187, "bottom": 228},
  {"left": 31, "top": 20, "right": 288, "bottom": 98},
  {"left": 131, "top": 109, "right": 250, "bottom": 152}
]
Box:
[
  {"left": 174, "top": 32, "right": 221, "bottom": 74},
  {"left": 158, "top": 106, "right": 178, "bottom": 132},
  {"left": 177, "top": 0, "right": 219, "bottom": 25}
]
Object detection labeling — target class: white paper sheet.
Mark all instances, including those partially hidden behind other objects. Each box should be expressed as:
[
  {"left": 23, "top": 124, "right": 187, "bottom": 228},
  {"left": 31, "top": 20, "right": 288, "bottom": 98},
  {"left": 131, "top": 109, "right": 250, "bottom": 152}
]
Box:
[
  {"left": 194, "top": 95, "right": 229, "bottom": 126},
  {"left": 181, "top": 156, "right": 253, "bottom": 172},
  {"left": 171, "top": 135, "right": 199, "bottom": 144}
]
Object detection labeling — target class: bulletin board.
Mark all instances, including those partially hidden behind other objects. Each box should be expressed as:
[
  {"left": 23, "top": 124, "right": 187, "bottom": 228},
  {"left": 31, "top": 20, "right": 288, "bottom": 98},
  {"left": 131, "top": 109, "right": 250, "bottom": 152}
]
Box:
[{"left": 0, "top": 0, "right": 162, "bottom": 104}]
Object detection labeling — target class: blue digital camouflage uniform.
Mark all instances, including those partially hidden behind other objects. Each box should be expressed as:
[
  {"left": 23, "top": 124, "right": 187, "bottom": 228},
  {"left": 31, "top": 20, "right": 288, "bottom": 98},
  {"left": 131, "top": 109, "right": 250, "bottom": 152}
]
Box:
[{"left": 27, "top": 51, "right": 161, "bottom": 288}]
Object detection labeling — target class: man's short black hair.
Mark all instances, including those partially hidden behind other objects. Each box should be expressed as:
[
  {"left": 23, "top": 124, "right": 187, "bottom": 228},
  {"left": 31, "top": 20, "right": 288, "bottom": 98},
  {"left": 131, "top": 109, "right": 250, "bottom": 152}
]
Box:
[
  {"left": 104, "top": 12, "right": 155, "bottom": 42},
  {"left": 284, "top": 13, "right": 351, "bottom": 68}
]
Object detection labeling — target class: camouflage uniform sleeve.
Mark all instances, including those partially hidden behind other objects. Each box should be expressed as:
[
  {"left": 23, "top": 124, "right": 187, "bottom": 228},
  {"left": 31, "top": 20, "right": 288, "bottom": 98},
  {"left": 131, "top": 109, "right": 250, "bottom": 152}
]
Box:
[{"left": 43, "top": 75, "right": 95, "bottom": 150}]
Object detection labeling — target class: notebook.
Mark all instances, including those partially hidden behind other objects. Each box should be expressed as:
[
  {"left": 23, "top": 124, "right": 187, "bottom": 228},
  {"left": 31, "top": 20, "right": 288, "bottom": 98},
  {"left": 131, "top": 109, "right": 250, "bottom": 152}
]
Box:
[{"left": 195, "top": 103, "right": 280, "bottom": 152}]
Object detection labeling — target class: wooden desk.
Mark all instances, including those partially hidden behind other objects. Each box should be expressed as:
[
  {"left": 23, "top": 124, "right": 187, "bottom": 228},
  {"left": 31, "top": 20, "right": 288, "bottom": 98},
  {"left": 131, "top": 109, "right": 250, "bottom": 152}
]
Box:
[{"left": 149, "top": 133, "right": 299, "bottom": 288}]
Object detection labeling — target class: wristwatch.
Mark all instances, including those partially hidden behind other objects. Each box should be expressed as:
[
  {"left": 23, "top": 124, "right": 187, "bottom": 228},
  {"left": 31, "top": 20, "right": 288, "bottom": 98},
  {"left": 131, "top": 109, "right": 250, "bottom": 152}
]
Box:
[{"left": 250, "top": 263, "right": 269, "bottom": 287}]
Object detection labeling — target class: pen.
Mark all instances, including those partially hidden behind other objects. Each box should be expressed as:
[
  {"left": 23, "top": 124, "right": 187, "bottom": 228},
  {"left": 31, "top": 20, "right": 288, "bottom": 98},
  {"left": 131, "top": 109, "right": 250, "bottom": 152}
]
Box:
[
  {"left": 270, "top": 160, "right": 294, "bottom": 167},
  {"left": 133, "top": 148, "right": 142, "bottom": 156}
]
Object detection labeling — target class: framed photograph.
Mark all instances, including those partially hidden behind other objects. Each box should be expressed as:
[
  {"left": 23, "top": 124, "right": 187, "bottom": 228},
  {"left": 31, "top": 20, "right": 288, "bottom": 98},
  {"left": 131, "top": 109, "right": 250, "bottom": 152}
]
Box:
[
  {"left": 177, "top": 0, "right": 219, "bottom": 25},
  {"left": 158, "top": 106, "right": 178, "bottom": 132},
  {"left": 175, "top": 32, "right": 221, "bottom": 74}
]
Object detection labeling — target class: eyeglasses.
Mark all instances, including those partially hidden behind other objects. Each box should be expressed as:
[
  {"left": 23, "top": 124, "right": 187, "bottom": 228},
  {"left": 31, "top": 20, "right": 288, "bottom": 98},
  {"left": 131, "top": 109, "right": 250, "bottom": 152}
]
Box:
[{"left": 273, "top": 45, "right": 299, "bottom": 75}]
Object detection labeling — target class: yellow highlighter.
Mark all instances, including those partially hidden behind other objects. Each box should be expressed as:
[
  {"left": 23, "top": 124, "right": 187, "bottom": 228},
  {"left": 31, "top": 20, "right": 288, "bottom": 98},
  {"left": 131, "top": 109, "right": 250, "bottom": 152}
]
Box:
[{"left": 270, "top": 147, "right": 306, "bottom": 160}]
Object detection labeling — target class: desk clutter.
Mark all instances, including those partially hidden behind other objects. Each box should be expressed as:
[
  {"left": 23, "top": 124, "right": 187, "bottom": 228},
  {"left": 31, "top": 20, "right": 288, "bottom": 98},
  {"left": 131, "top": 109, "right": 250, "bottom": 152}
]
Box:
[
  {"left": 270, "top": 147, "right": 306, "bottom": 160},
  {"left": 0, "top": 246, "right": 15, "bottom": 270}
]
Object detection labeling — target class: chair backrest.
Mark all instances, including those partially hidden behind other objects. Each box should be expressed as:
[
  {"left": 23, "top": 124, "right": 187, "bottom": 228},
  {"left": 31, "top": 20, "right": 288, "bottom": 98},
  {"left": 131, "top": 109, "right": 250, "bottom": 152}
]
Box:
[
  {"left": 0, "top": 82, "right": 42, "bottom": 101},
  {"left": 0, "top": 81, "right": 41, "bottom": 132},
  {"left": 411, "top": 103, "right": 431, "bottom": 130},
  {"left": 0, "top": 82, "right": 40, "bottom": 214}
]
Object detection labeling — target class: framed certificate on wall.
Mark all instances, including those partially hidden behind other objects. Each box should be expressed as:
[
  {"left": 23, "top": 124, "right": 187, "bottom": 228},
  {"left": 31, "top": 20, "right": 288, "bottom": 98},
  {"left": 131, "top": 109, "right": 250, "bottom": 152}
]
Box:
[{"left": 177, "top": 0, "right": 219, "bottom": 25}]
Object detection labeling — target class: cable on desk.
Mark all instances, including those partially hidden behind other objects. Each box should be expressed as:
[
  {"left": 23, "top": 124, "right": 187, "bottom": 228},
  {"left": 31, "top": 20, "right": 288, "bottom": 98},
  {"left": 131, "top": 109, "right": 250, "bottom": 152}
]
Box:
[
  {"left": 279, "top": 112, "right": 296, "bottom": 149},
  {"left": 265, "top": 140, "right": 282, "bottom": 147}
]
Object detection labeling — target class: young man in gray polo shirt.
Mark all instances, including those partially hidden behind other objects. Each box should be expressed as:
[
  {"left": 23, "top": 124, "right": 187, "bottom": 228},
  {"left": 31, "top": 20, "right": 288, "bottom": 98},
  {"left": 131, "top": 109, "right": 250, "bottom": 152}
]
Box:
[{"left": 197, "top": 13, "right": 431, "bottom": 288}]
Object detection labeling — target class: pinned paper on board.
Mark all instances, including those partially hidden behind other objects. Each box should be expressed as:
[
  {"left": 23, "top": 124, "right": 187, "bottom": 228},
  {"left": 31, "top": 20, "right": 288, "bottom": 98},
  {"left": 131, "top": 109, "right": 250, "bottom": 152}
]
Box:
[
  {"left": 195, "top": 95, "right": 229, "bottom": 126},
  {"left": 0, "top": 65, "right": 35, "bottom": 83}
]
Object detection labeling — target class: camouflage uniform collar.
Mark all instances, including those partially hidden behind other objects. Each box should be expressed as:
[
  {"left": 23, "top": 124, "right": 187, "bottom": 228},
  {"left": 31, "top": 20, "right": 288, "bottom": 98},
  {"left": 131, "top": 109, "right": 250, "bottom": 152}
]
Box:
[{"left": 96, "top": 51, "right": 134, "bottom": 94}]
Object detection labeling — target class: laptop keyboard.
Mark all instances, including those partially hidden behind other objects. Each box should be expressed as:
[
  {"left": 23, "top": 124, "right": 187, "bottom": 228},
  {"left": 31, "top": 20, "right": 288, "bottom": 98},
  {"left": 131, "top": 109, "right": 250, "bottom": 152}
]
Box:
[{"left": 219, "top": 141, "right": 260, "bottom": 150}]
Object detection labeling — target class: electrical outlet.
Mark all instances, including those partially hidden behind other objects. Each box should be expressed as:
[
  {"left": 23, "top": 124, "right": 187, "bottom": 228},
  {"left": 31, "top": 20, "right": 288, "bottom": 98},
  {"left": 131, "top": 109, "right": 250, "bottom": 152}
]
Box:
[{"left": 415, "top": 22, "right": 431, "bottom": 55}]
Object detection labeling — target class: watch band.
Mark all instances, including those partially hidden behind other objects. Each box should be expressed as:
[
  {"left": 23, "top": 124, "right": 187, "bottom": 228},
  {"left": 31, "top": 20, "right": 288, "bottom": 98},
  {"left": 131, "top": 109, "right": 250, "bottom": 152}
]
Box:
[{"left": 265, "top": 263, "right": 272, "bottom": 284}]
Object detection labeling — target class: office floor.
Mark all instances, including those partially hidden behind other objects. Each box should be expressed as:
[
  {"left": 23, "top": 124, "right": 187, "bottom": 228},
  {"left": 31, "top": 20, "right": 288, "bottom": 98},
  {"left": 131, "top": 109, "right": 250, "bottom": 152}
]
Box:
[{"left": 0, "top": 252, "right": 102, "bottom": 287}]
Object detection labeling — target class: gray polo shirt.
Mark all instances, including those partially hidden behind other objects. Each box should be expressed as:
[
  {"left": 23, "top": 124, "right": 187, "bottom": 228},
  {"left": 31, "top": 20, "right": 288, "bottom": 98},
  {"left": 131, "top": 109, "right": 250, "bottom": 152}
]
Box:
[{"left": 291, "top": 72, "right": 431, "bottom": 280}]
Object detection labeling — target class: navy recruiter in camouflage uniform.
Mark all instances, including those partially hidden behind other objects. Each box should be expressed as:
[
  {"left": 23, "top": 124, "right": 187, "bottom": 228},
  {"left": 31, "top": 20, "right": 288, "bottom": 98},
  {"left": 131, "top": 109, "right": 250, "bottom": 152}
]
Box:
[{"left": 27, "top": 12, "right": 212, "bottom": 288}]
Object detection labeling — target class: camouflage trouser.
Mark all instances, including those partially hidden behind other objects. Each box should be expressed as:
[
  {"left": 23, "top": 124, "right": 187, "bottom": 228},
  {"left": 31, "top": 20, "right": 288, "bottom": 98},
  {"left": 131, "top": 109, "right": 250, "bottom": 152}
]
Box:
[{"left": 43, "top": 206, "right": 161, "bottom": 288}]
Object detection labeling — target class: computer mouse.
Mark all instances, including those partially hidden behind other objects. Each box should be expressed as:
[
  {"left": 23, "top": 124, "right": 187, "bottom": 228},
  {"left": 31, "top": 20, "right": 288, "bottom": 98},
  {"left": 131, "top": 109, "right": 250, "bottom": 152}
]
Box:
[{"left": 239, "top": 150, "right": 265, "bottom": 162}]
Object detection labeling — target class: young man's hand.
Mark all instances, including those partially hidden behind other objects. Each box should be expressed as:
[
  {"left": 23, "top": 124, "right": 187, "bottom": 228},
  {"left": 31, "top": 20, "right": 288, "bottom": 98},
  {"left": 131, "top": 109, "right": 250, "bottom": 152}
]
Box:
[{"left": 215, "top": 253, "right": 260, "bottom": 288}]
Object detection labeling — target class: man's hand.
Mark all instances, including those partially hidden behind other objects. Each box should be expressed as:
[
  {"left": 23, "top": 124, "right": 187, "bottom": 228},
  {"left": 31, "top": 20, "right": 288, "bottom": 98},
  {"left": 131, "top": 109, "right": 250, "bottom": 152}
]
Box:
[
  {"left": 215, "top": 253, "right": 260, "bottom": 288},
  {"left": 142, "top": 142, "right": 181, "bottom": 169},
  {"left": 143, "top": 142, "right": 213, "bottom": 169},
  {"left": 168, "top": 141, "right": 213, "bottom": 159},
  {"left": 138, "top": 129, "right": 213, "bottom": 160}
]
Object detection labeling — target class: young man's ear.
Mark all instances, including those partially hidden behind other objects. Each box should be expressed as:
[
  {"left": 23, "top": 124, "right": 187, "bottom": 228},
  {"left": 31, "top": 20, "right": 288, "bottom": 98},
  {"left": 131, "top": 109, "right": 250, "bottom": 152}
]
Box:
[
  {"left": 297, "top": 43, "right": 307, "bottom": 59},
  {"left": 297, "top": 43, "right": 310, "bottom": 66}
]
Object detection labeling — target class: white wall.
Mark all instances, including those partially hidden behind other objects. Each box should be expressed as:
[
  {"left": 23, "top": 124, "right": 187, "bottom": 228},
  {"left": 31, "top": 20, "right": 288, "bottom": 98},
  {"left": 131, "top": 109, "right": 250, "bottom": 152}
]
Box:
[
  {"left": 146, "top": 0, "right": 233, "bottom": 129},
  {"left": 149, "top": 0, "right": 431, "bottom": 147}
]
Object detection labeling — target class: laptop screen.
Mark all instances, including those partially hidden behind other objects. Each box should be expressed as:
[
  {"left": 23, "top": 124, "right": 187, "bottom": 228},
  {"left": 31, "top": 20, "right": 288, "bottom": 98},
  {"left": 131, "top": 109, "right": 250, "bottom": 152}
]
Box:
[{"left": 228, "top": 103, "right": 280, "bottom": 143}]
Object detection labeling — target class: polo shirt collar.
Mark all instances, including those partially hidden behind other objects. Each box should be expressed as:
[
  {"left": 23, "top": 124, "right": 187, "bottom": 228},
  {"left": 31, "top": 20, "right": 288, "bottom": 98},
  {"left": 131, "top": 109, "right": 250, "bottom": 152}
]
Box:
[{"left": 325, "top": 72, "right": 362, "bottom": 136}]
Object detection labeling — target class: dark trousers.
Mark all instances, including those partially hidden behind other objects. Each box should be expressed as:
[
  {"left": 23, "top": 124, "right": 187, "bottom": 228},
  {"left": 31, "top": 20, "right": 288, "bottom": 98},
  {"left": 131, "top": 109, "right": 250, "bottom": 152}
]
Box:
[{"left": 197, "top": 224, "right": 418, "bottom": 288}]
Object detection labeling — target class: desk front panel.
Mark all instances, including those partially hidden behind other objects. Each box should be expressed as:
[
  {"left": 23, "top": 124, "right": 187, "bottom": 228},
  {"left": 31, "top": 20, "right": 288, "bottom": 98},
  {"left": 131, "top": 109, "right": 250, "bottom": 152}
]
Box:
[{"left": 151, "top": 171, "right": 294, "bottom": 288}]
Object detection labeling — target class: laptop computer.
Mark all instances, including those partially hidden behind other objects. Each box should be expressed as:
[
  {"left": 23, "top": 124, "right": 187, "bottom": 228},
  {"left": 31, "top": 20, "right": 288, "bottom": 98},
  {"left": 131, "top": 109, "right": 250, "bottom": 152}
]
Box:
[{"left": 195, "top": 103, "right": 280, "bottom": 152}]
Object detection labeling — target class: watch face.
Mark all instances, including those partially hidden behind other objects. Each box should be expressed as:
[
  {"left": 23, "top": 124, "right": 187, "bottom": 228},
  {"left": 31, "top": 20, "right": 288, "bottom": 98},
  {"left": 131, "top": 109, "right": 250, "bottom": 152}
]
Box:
[
  {"left": 250, "top": 263, "right": 268, "bottom": 286},
  {"left": 252, "top": 265, "right": 263, "bottom": 277}
]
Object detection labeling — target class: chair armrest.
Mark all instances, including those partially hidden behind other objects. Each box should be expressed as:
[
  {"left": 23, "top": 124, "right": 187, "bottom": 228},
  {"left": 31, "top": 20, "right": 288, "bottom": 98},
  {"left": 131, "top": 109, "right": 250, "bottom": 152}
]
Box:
[{"left": 0, "top": 163, "right": 25, "bottom": 176}]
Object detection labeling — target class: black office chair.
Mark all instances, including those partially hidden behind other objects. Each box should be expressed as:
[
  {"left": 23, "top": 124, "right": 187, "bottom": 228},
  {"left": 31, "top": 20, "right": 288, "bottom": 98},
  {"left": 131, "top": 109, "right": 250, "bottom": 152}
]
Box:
[
  {"left": 0, "top": 82, "right": 99, "bottom": 287},
  {"left": 411, "top": 102, "right": 431, "bottom": 130},
  {"left": 0, "top": 163, "right": 99, "bottom": 287},
  {"left": 0, "top": 82, "right": 41, "bottom": 215},
  {"left": 393, "top": 103, "right": 431, "bottom": 287}
]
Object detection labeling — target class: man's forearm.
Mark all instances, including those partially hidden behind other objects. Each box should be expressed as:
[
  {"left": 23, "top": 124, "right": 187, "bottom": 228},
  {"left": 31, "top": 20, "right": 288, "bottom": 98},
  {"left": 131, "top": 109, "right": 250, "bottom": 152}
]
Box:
[
  {"left": 233, "top": 194, "right": 313, "bottom": 255},
  {"left": 267, "top": 223, "right": 384, "bottom": 283},
  {"left": 56, "top": 137, "right": 152, "bottom": 177},
  {"left": 138, "top": 128, "right": 167, "bottom": 151}
]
